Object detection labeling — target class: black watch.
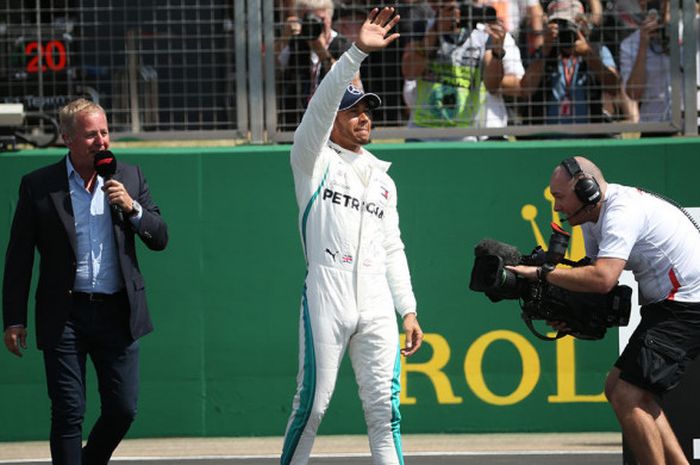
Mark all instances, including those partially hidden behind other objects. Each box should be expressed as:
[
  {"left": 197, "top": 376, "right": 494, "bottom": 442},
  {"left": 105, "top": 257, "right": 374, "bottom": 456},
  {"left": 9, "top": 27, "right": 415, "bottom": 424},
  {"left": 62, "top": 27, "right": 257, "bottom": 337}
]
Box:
[
  {"left": 126, "top": 200, "right": 142, "bottom": 218},
  {"left": 537, "top": 263, "right": 555, "bottom": 281},
  {"left": 490, "top": 48, "right": 506, "bottom": 60}
]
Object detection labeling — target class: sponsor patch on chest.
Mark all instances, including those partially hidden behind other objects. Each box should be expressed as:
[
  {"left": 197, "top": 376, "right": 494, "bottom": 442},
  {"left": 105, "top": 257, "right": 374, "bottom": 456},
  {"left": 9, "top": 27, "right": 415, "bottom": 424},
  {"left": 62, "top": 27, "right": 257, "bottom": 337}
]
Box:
[{"left": 321, "top": 187, "right": 385, "bottom": 219}]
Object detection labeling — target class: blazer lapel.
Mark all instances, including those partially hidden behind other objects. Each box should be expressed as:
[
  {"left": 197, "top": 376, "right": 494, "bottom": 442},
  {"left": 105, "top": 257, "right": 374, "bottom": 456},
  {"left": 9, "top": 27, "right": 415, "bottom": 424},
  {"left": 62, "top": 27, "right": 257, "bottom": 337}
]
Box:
[
  {"left": 49, "top": 158, "right": 77, "bottom": 257},
  {"left": 110, "top": 163, "right": 126, "bottom": 248}
]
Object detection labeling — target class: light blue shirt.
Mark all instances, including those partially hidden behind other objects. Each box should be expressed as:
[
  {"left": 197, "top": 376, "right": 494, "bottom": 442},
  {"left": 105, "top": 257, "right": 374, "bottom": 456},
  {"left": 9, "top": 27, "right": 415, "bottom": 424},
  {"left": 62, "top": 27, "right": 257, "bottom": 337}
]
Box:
[{"left": 67, "top": 156, "right": 125, "bottom": 293}]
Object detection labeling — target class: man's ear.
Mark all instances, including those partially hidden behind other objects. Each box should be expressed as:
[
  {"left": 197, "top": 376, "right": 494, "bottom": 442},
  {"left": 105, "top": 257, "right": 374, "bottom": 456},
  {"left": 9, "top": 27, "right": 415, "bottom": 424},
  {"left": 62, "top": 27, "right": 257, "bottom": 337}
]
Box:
[{"left": 61, "top": 133, "right": 71, "bottom": 146}]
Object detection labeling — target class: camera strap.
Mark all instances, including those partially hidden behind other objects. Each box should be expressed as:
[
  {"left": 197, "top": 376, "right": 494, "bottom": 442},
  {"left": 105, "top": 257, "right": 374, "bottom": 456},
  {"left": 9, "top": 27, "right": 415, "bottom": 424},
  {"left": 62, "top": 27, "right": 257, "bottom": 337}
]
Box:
[{"left": 521, "top": 313, "right": 567, "bottom": 341}]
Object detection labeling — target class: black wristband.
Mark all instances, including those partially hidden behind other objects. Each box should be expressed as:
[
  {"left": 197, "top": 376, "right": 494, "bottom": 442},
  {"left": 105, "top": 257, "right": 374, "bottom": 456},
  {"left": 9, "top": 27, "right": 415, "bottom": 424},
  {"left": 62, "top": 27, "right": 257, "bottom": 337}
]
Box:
[
  {"left": 537, "top": 263, "right": 555, "bottom": 281},
  {"left": 490, "top": 48, "right": 506, "bottom": 60}
]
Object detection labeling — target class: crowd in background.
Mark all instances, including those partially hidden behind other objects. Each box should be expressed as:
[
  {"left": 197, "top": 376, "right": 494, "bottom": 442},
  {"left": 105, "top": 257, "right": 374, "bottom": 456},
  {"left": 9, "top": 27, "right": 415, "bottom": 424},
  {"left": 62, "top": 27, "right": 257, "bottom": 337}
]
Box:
[{"left": 273, "top": 0, "right": 700, "bottom": 139}]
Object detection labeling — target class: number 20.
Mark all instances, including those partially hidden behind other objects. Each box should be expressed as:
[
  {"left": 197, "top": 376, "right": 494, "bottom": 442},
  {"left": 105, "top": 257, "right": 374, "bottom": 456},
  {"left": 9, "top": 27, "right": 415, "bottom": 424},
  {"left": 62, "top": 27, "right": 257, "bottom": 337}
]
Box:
[{"left": 25, "top": 40, "right": 67, "bottom": 73}]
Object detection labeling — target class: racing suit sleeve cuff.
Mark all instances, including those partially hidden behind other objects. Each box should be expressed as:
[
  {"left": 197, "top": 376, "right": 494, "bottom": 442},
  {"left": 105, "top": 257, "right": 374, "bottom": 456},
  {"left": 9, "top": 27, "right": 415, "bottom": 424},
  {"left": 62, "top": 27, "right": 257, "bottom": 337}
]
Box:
[
  {"left": 397, "top": 308, "right": 417, "bottom": 318},
  {"left": 347, "top": 43, "right": 369, "bottom": 64}
]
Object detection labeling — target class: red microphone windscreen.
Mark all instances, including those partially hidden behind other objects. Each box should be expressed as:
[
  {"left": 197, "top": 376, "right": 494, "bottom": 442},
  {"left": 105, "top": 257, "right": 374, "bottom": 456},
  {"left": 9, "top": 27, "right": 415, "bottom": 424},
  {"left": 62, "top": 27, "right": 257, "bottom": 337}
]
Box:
[{"left": 94, "top": 150, "right": 117, "bottom": 178}]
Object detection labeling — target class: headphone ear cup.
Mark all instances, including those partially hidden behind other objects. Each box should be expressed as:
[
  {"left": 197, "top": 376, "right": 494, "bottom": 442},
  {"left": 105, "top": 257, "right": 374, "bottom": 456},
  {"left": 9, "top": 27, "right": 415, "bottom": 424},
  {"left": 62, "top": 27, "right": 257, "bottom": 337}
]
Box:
[{"left": 574, "top": 176, "right": 601, "bottom": 206}]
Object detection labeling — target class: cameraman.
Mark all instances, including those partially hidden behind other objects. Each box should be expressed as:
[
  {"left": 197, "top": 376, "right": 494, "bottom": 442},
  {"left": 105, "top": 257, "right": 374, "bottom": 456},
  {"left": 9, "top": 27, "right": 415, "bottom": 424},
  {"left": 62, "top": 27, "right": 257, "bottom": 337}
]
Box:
[
  {"left": 508, "top": 156, "right": 700, "bottom": 465},
  {"left": 517, "top": 0, "right": 619, "bottom": 132},
  {"left": 276, "top": 0, "right": 361, "bottom": 130}
]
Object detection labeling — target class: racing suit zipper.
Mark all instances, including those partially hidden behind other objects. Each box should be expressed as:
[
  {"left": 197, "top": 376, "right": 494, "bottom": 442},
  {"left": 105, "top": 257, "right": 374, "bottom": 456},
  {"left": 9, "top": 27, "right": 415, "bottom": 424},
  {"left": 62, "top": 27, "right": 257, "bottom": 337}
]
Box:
[{"left": 355, "top": 168, "right": 373, "bottom": 311}]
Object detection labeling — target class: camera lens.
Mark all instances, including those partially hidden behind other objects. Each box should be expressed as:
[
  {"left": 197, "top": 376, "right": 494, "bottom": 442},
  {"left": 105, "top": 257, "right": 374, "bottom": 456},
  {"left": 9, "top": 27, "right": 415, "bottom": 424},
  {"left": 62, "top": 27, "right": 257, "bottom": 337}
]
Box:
[
  {"left": 299, "top": 13, "right": 324, "bottom": 40},
  {"left": 555, "top": 20, "right": 577, "bottom": 47}
]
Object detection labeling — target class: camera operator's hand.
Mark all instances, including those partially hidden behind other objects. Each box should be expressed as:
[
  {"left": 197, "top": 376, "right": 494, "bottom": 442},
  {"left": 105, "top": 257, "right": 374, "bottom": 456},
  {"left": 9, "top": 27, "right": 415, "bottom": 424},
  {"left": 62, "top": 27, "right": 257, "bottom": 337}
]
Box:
[
  {"left": 485, "top": 20, "right": 506, "bottom": 53},
  {"left": 282, "top": 15, "right": 302, "bottom": 41},
  {"left": 639, "top": 14, "right": 661, "bottom": 44},
  {"left": 505, "top": 264, "right": 539, "bottom": 281},
  {"left": 547, "top": 320, "right": 572, "bottom": 334},
  {"left": 573, "top": 29, "right": 593, "bottom": 57},
  {"left": 355, "top": 7, "right": 401, "bottom": 54}
]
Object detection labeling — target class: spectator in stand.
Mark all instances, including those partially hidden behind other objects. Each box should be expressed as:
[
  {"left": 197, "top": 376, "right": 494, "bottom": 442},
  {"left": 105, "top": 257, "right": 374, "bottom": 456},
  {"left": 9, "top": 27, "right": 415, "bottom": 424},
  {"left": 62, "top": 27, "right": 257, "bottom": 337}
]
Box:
[
  {"left": 620, "top": 0, "right": 700, "bottom": 132},
  {"left": 395, "top": 0, "right": 438, "bottom": 119},
  {"left": 472, "top": 0, "right": 545, "bottom": 128},
  {"left": 518, "top": 0, "right": 619, "bottom": 135},
  {"left": 592, "top": 0, "right": 639, "bottom": 122},
  {"left": 401, "top": 0, "right": 525, "bottom": 141},
  {"left": 275, "top": 0, "right": 359, "bottom": 130}
]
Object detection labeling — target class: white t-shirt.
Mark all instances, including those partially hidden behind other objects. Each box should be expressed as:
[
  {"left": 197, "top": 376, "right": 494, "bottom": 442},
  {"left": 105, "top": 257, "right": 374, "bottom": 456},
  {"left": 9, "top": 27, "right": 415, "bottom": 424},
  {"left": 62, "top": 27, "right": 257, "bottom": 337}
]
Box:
[{"left": 582, "top": 184, "right": 700, "bottom": 305}]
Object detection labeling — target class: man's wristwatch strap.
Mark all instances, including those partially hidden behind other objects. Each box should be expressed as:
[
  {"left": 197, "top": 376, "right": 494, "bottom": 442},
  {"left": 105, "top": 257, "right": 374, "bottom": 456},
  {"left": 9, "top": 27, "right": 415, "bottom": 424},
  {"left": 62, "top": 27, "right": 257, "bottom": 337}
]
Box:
[
  {"left": 537, "top": 263, "right": 555, "bottom": 281},
  {"left": 126, "top": 200, "right": 142, "bottom": 218},
  {"left": 490, "top": 48, "right": 506, "bottom": 60}
]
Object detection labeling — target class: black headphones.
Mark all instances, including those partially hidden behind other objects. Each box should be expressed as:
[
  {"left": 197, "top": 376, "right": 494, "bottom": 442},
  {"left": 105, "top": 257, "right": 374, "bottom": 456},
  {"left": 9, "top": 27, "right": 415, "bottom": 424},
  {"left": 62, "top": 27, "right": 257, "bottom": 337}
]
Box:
[{"left": 560, "top": 157, "right": 601, "bottom": 206}]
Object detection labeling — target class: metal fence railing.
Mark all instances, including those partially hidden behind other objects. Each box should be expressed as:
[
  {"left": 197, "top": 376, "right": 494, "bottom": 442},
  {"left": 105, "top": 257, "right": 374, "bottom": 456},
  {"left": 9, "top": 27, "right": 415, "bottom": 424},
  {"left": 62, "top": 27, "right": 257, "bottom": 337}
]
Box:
[
  {"left": 1, "top": 0, "right": 698, "bottom": 144},
  {"left": 269, "top": 0, "right": 698, "bottom": 142},
  {"left": 1, "top": 0, "right": 239, "bottom": 140}
]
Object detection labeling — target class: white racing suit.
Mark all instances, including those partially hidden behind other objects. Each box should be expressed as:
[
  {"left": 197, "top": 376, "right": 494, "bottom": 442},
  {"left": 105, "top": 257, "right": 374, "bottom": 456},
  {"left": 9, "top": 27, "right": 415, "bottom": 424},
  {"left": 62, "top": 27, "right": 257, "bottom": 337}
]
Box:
[{"left": 281, "top": 44, "right": 417, "bottom": 465}]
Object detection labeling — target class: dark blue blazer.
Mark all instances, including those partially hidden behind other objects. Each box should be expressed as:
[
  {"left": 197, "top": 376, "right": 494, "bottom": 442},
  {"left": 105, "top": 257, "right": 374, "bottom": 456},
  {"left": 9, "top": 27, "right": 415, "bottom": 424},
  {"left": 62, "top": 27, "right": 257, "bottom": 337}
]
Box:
[{"left": 2, "top": 156, "right": 168, "bottom": 349}]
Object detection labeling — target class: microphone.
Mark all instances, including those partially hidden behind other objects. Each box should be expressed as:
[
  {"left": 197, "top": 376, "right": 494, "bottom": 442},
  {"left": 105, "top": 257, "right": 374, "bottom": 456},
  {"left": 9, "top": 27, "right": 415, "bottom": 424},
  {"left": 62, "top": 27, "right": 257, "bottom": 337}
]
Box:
[
  {"left": 561, "top": 204, "right": 588, "bottom": 223},
  {"left": 94, "top": 150, "right": 123, "bottom": 221},
  {"left": 474, "top": 238, "right": 522, "bottom": 265},
  {"left": 94, "top": 150, "right": 116, "bottom": 179}
]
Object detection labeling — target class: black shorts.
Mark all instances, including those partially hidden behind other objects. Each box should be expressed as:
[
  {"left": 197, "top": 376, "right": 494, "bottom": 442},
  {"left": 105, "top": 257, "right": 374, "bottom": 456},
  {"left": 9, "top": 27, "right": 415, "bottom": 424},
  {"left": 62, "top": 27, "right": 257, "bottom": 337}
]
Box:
[{"left": 615, "top": 300, "right": 700, "bottom": 395}]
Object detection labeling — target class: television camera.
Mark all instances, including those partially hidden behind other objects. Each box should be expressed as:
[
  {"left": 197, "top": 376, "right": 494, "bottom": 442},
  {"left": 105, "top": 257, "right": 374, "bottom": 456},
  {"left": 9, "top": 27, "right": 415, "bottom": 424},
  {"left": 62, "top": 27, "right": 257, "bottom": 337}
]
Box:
[{"left": 469, "top": 223, "right": 632, "bottom": 340}]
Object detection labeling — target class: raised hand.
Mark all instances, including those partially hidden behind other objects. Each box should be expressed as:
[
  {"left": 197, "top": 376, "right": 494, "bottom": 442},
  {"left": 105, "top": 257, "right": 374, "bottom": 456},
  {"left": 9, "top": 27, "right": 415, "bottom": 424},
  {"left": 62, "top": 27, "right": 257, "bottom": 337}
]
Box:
[
  {"left": 486, "top": 20, "right": 507, "bottom": 52},
  {"left": 638, "top": 15, "right": 661, "bottom": 43},
  {"left": 573, "top": 29, "right": 592, "bottom": 57},
  {"left": 355, "top": 7, "right": 400, "bottom": 54}
]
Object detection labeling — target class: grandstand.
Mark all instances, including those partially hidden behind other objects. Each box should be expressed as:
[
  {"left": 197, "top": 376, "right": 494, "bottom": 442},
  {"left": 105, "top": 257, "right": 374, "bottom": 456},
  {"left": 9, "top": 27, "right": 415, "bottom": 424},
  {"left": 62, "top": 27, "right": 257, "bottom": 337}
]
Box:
[{"left": 0, "top": 0, "right": 697, "bottom": 144}]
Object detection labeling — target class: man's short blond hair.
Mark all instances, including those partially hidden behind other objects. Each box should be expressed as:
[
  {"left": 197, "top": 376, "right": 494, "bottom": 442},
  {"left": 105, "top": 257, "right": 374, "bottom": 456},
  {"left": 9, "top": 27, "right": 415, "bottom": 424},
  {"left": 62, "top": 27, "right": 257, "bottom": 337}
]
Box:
[
  {"left": 296, "top": 0, "right": 334, "bottom": 16},
  {"left": 59, "top": 98, "right": 106, "bottom": 136}
]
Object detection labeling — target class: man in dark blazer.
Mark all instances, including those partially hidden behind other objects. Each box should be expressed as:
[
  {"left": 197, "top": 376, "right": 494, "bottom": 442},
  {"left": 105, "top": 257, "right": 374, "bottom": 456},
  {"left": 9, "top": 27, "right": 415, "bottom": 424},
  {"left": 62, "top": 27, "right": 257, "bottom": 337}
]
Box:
[{"left": 2, "top": 98, "right": 168, "bottom": 465}]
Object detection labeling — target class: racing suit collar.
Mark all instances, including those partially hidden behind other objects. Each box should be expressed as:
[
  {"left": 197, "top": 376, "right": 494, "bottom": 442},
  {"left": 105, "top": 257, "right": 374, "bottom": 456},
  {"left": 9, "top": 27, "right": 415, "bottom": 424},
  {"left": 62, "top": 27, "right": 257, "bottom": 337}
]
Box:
[{"left": 327, "top": 141, "right": 391, "bottom": 173}]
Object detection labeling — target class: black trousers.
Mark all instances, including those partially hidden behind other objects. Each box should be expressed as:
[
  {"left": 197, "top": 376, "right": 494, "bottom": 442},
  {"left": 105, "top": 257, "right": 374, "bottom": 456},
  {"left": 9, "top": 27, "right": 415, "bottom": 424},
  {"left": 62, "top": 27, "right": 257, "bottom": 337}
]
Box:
[{"left": 42, "top": 292, "right": 139, "bottom": 465}]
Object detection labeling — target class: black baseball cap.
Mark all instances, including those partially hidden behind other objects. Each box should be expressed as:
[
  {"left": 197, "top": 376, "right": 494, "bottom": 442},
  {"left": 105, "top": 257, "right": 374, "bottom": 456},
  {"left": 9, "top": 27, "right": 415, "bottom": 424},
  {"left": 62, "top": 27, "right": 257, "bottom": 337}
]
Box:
[{"left": 338, "top": 84, "right": 382, "bottom": 111}]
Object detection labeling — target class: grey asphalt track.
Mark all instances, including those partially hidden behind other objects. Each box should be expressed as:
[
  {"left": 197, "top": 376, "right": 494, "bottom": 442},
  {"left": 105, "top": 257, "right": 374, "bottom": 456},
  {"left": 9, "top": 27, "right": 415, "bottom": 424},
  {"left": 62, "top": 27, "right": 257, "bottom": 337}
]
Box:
[
  {"left": 0, "top": 433, "right": 624, "bottom": 465},
  {"left": 0, "top": 453, "right": 623, "bottom": 465}
]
